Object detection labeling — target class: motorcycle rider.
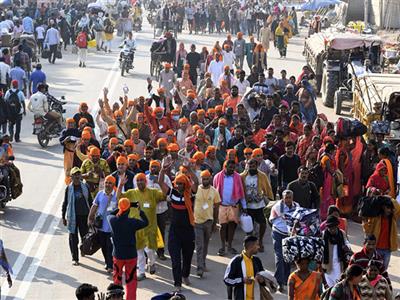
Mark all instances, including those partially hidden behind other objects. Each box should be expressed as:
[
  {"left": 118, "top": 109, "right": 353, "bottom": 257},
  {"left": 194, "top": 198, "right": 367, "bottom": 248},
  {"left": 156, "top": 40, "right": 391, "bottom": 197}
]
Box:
[
  {"left": 119, "top": 31, "right": 136, "bottom": 68},
  {"left": 28, "top": 83, "right": 63, "bottom": 132}
]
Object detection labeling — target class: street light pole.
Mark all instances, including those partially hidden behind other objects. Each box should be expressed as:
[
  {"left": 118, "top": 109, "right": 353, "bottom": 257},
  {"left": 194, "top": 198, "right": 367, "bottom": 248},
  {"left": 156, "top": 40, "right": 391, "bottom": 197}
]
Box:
[{"left": 364, "top": 0, "right": 369, "bottom": 26}]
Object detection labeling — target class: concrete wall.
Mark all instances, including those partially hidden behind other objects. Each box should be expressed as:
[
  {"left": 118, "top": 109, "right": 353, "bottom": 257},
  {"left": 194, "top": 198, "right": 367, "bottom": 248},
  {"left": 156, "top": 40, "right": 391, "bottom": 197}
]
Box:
[
  {"left": 345, "top": 0, "right": 365, "bottom": 23},
  {"left": 370, "top": 0, "right": 400, "bottom": 29}
]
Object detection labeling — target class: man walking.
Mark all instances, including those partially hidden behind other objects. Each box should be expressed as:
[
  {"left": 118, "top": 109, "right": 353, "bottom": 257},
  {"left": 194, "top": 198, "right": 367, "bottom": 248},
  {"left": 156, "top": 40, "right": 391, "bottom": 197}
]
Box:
[
  {"left": 5, "top": 80, "right": 25, "bottom": 142},
  {"left": 194, "top": 170, "right": 220, "bottom": 277},
  {"left": 44, "top": 24, "right": 61, "bottom": 64},
  {"left": 29, "top": 64, "right": 46, "bottom": 95},
  {"left": 62, "top": 167, "right": 93, "bottom": 266},
  {"left": 108, "top": 198, "right": 149, "bottom": 300},
  {"left": 287, "top": 166, "right": 320, "bottom": 209},
  {"left": 213, "top": 160, "right": 246, "bottom": 256}
]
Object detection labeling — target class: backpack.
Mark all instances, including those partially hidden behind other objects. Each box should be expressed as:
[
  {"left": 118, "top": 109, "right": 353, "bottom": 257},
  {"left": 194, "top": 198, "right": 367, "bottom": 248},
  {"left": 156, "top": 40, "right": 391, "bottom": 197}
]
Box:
[
  {"left": 104, "top": 23, "right": 114, "bottom": 34},
  {"left": 76, "top": 32, "right": 87, "bottom": 48},
  {"left": 6, "top": 90, "right": 22, "bottom": 120}
]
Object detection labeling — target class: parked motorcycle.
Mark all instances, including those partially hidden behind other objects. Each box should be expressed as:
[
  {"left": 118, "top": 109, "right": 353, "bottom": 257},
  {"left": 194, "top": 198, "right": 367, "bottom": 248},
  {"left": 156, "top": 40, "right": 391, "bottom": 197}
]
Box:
[
  {"left": 33, "top": 94, "right": 66, "bottom": 148},
  {"left": 120, "top": 47, "right": 135, "bottom": 76},
  {"left": 0, "top": 168, "right": 10, "bottom": 208}
]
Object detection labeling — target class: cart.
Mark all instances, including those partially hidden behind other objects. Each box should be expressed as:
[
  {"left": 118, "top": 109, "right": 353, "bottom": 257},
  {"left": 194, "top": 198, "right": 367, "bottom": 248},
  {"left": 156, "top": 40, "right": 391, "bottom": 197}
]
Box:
[
  {"left": 12, "top": 34, "right": 38, "bottom": 63},
  {"left": 150, "top": 51, "right": 168, "bottom": 81}
]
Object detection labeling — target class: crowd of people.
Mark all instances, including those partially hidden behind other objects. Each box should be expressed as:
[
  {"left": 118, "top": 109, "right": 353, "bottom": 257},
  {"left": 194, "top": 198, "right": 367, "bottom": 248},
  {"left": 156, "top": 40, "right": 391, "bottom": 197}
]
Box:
[{"left": 0, "top": 1, "right": 399, "bottom": 300}]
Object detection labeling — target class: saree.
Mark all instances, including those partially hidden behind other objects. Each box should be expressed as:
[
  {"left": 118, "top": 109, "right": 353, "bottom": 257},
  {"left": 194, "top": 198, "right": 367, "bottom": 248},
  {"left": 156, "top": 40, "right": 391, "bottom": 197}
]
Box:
[
  {"left": 288, "top": 271, "right": 320, "bottom": 300},
  {"left": 382, "top": 159, "right": 396, "bottom": 198},
  {"left": 320, "top": 154, "right": 336, "bottom": 220},
  {"left": 335, "top": 147, "right": 354, "bottom": 215},
  {"left": 63, "top": 141, "right": 76, "bottom": 185},
  {"left": 351, "top": 137, "right": 363, "bottom": 198}
]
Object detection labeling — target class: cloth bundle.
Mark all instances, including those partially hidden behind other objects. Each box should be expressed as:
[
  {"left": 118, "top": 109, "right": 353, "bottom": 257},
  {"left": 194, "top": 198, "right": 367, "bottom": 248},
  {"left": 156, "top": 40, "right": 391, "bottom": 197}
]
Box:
[
  {"left": 282, "top": 235, "right": 324, "bottom": 263},
  {"left": 371, "top": 120, "right": 390, "bottom": 135},
  {"left": 284, "top": 207, "right": 320, "bottom": 236}
]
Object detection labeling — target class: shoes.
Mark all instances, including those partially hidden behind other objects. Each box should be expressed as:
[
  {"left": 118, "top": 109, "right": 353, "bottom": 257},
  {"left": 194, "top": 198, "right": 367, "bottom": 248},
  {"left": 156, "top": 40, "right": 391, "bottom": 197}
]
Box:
[
  {"left": 15, "top": 139, "right": 21, "bottom": 143},
  {"left": 279, "top": 284, "right": 287, "bottom": 293},
  {"left": 228, "top": 247, "right": 238, "bottom": 255},
  {"left": 203, "top": 266, "right": 209, "bottom": 272},
  {"left": 196, "top": 269, "right": 204, "bottom": 278},
  {"left": 217, "top": 247, "right": 225, "bottom": 256},
  {"left": 72, "top": 260, "right": 79, "bottom": 266},
  {"left": 148, "top": 264, "right": 156, "bottom": 275},
  {"left": 137, "top": 273, "right": 146, "bottom": 281},
  {"left": 82, "top": 63, "right": 86, "bottom": 68},
  {"left": 158, "top": 253, "right": 167, "bottom": 261},
  {"left": 173, "top": 286, "right": 182, "bottom": 293},
  {"left": 182, "top": 277, "right": 191, "bottom": 286},
  {"left": 79, "top": 62, "right": 82, "bottom": 67}
]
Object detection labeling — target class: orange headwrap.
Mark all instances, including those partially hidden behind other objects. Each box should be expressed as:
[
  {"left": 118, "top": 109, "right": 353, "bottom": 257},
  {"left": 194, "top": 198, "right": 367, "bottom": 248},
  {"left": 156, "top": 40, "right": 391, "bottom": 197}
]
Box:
[
  {"left": 66, "top": 118, "right": 75, "bottom": 124},
  {"left": 109, "top": 137, "right": 119, "bottom": 148},
  {"left": 167, "top": 143, "right": 180, "bottom": 152},
  {"left": 105, "top": 175, "right": 116, "bottom": 185},
  {"left": 205, "top": 145, "right": 216, "bottom": 158},
  {"left": 83, "top": 126, "right": 92, "bottom": 133},
  {"left": 218, "top": 118, "right": 227, "bottom": 126},
  {"left": 128, "top": 153, "right": 140, "bottom": 161},
  {"left": 89, "top": 147, "right": 100, "bottom": 156},
  {"left": 124, "top": 139, "right": 134, "bottom": 147},
  {"left": 215, "top": 105, "right": 223, "bottom": 112},
  {"left": 171, "top": 109, "right": 180, "bottom": 116},
  {"left": 166, "top": 129, "right": 174, "bottom": 135},
  {"left": 157, "top": 138, "right": 167, "bottom": 147},
  {"left": 154, "top": 107, "right": 164, "bottom": 114},
  {"left": 197, "top": 109, "right": 205, "bottom": 116},
  {"left": 108, "top": 125, "right": 117, "bottom": 134},
  {"left": 193, "top": 151, "right": 205, "bottom": 161},
  {"left": 78, "top": 118, "right": 88, "bottom": 126},
  {"left": 252, "top": 148, "right": 263, "bottom": 158},
  {"left": 226, "top": 149, "right": 238, "bottom": 163},
  {"left": 179, "top": 117, "right": 189, "bottom": 124},
  {"left": 200, "top": 170, "right": 212, "bottom": 178},
  {"left": 134, "top": 173, "right": 147, "bottom": 183},
  {"left": 173, "top": 174, "right": 194, "bottom": 225},
  {"left": 117, "top": 198, "right": 130, "bottom": 216},
  {"left": 116, "top": 156, "right": 128, "bottom": 165},
  {"left": 192, "top": 125, "right": 201, "bottom": 133},
  {"left": 150, "top": 160, "right": 161, "bottom": 168},
  {"left": 157, "top": 87, "right": 165, "bottom": 94},
  {"left": 114, "top": 110, "right": 123, "bottom": 118},
  {"left": 81, "top": 131, "right": 91, "bottom": 140},
  {"left": 244, "top": 147, "right": 253, "bottom": 154}
]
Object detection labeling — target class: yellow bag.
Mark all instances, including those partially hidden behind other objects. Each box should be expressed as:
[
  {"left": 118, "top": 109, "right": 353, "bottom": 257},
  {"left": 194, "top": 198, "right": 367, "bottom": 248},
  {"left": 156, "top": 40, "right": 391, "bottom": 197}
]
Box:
[
  {"left": 88, "top": 39, "right": 96, "bottom": 48},
  {"left": 156, "top": 227, "right": 164, "bottom": 249}
]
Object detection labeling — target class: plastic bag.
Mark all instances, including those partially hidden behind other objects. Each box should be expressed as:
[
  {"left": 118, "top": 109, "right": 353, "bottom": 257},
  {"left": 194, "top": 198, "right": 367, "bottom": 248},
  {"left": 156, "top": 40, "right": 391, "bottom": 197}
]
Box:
[
  {"left": 88, "top": 39, "right": 96, "bottom": 48},
  {"left": 240, "top": 213, "right": 254, "bottom": 233}
]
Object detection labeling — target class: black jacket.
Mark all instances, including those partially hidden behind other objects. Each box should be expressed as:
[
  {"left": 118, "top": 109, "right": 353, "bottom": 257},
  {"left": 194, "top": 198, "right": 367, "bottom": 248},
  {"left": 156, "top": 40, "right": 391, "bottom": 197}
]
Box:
[
  {"left": 111, "top": 170, "right": 135, "bottom": 191},
  {"left": 224, "top": 254, "right": 265, "bottom": 300}
]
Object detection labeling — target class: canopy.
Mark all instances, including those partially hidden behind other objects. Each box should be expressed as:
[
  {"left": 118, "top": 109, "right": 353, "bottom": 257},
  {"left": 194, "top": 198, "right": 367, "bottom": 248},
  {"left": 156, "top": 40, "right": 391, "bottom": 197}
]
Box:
[
  {"left": 327, "top": 32, "right": 382, "bottom": 50},
  {"left": 301, "top": 0, "right": 342, "bottom": 11}
]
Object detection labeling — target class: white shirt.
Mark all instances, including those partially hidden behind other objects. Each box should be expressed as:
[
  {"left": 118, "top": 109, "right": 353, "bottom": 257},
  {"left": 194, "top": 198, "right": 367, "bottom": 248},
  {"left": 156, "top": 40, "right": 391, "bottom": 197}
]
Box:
[
  {"left": 208, "top": 60, "right": 224, "bottom": 85},
  {"left": 28, "top": 91, "right": 48, "bottom": 116},
  {"left": 264, "top": 77, "right": 279, "bottom": 95},
  {"left": 0, "top": 62, "right": 10, "bottom": 85},
  {"left": 222, "top": 50, "right": 235, "bottom": 69},
  {"left": 234, "top": 78, "right": 250, "bottom": 96},
  {"left": 35, "top": 26, "right": 45, "bottom": 39},
  {"left": 245, "top": 175, "right": 265, "bottom": 210}
]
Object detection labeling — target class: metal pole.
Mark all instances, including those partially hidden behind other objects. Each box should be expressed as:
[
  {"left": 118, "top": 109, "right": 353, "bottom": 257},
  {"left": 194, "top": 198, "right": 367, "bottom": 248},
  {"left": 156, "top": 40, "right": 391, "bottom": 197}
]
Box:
[{"left": 364, "top": 0, "right": 369, "bottom": 25}]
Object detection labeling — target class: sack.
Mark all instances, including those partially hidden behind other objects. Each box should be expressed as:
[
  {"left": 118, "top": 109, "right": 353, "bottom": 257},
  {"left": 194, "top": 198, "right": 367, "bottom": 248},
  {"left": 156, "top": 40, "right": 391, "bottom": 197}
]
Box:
[
  {"left": 93, "top": 214, "right": 103, "bottom": 229},
  {"left": 282, "top": 235, "right": 324, "bottom": 263},
  {"left": 349, "top": 118, "right": 367, "bottom": 136},
  {"left": 41, "top": 48, "right": 50, "bottom": 59},
  {"left": 371, "top": 120, "right": 390, "bottom": 135},
  {"left": 80, "top": 229, "right": 101, "bottom": 256},
  {"left": 336, "top": 117, "right": 351, "bottom": 137},
  {"left": 87, "top": 39, "right": 96, "bottom": 48},
  {"left": 358, "top": 196, "right": 385, "bottom": 218},
  {"left": 104, "top": 24, "right": 114, "bottom": 34},
  {"left": 76, "top": 32, "right": 88, "bottom": 48},
  {"left": 55, "top": 49, "right": 62, "bottom": 59},
  {"left": 6, "top": 90, "right": 22, "bottom": 119},
  {"left": 9, "top": 164, "right": 23, "bottom": 199},
  {"left": 240, "top": 214, "right": 254, "bottom": 233}
]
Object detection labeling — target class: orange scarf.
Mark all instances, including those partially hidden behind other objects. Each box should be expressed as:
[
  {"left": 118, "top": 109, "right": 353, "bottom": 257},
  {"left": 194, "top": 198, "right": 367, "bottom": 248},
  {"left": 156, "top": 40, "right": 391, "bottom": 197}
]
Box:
[
  {"left": 174, "top": 174, "right": 195, "bottom": 226},
  {"left": 382, "top": 159, "right": 396, "bottom": 198}
]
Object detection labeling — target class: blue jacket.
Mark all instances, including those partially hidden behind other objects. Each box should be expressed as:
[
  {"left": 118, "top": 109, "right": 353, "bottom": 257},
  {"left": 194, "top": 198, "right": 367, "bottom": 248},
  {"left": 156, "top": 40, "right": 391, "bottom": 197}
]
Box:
[{"left": 108, "top": 210, "right": 148, "bottom": 259}]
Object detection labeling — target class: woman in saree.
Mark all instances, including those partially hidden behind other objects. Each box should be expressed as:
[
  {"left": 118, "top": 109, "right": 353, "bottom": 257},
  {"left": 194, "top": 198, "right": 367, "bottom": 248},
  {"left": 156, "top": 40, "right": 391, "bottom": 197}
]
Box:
[
  {"left": 335, "top": 138, "right": 354, "bottom": 216},
  {"left": 366, "top": 161, "right": 390, "bottom": 195},
  {"left": 288, "top": 257, "right": 321, "bottom": 300},
  {"left": 275, "top": 21, "right": 288, "bottom": 58},
  {"left": 320, "top": 143, "right": 337, "bottom": 221},
  {"left": 351, "top": 136, "right": 364, "bottom": 203},
  {"left": 296, "top": 124, "right": 314, "bottom": 164}
]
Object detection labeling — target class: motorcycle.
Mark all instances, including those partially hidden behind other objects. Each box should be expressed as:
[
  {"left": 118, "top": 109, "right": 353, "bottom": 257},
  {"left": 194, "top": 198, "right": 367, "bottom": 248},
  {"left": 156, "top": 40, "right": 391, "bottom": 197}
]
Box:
[
  {"left": 120, "top": 47, "right": 135, "bottom": 76},
  {"left": 33, "top": 94, "right": 67, "bottom": 148},
  {"left": 132, "top": 17, "right": 142, "bottom": 31},
  {"left": 0, "top": 167, "right": 10, "bottom": 208}
]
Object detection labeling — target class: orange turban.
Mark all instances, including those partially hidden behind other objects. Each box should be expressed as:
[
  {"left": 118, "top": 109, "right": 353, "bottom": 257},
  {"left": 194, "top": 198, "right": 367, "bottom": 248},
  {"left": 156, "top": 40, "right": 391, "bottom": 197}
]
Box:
[
  {"left": 218, "top": 118, "right": 227, "bottom": 126},
  {"left": 89, "top": 147, "right": 100, "bottom": 156},
  {"left": 197, "top": 129, "right": 205, "bottom": 135},
  {"left": 179, "top": 165, "right": 188, "bottom": 173},
  {"left": 135, "top": 173, "right": 147, "bottom": 182},
  {"left": 128, "top": 100, "right": 135, "bottom": 106},
  {"left": 157, "top": 87, "right": 165, "bottom": 94},
  {"left": 150, "top": 160, "right": 161, "bottom": 168},
  {"left": 200, "top": 170, "right": 212, "bottom": 178},
  {"left": 252, "top": 148, "right": 263, "bottom": 157},
  {"left": 166, "top": 129, "right": 174, "bottom": 135},
  {"left": 179, "top": 117, "right": 189, "bottom": 124},
  {"left": 171, "top": 109, "right": 180, "bottom": 116},
  {"left": 164, "top": 63, "right": 171, "bottom": 69},
  {"left": 117, "top": 198, "right": 130, "bottom": 216},
  {"left": 128, "top": 153, "right": 140, "bottom": 161},
  {"left": 109, "top": 137, "right": 119, "bottom": 147},
  {"left": 124, "top": 139, "right": 134, "bottom": 147},
  {"left": 187, "top": 92, "right": 196, "bottom": 99},
  {"left": 244, "top": 147, "right": 253, "bottom": 154},
  {"left": 78, "top": 118, "right": 88, "bottom": 126},
  {"left": 197, "top": 109, "right": 205, "bottom": 116},
  {"left": 193, "top": 151, "right": 205, "bottom": 161},
  {"left": 105, "top": 175, "right": 116, "bottom": 185},
  {"left": 154, "top": 107, "right": 164, "bottom": 114},
  {"left": 167, "top": 143, "right": 180, "bottom": 151},
  {"left": 157, "top": 138, "right": 167, "bottom": 147},
  {"left": 184, "top": 64, "right": 190, "bottom": 70},
  {"left": 81, "top": 131, "right": 91, "bottom": 140},
  {"left": 192, "top": 125, "right": 201, "bottom": 133},
  {"left": 66, "top": 118, "right": 75, "bottom": 124},
  {"left": 108, "top": 125, "right": 117, "bottom": 134},
  {"left": 114, "top": 110, "right": 123, "bottom": 118},
  {"left": 215, "top": 105, "right": 223, "bottom": 112},
  {"left": 207, "top": 108, "right": 216, "bottom": 115},
  {"left": 116, "top": 156, "right": 128, "bottom": 165},
  {"left": 83, "top": 126, "right": 92, "bottom": 132}
]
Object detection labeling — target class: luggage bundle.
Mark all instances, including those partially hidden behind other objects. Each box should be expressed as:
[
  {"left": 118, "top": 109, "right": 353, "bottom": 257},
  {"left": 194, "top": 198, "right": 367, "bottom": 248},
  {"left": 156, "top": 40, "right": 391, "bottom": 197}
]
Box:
[
  {"left": 284, "top": 207, "right": 320, "bottom": 236},
  {"left": 371, "top": 120, "right": 390, "bottom": 135},
  {"left": 358, "top": 195, "right": 391, "bottom": 218},
  {"left": 336, "top": 117, "right": 367, "bottom": 138},
  {"left": 282, "top": 235, "right": 324, "bottom": 263}
]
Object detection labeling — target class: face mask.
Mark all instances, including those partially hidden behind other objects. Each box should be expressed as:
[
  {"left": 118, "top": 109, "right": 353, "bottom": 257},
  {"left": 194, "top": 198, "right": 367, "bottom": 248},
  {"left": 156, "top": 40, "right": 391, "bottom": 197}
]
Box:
[
  {"left": 249, "top": 169, "right": 258, "bottom": 176},
  {"left": 172, "top": 115, "right": 179, "bottom": 121}
]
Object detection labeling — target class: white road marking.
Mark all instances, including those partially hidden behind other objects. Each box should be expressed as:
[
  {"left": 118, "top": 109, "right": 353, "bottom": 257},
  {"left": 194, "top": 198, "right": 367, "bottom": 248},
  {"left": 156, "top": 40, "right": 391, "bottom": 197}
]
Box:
[{"left": 1, "top": 48, "right": 122, "bottom": 299}]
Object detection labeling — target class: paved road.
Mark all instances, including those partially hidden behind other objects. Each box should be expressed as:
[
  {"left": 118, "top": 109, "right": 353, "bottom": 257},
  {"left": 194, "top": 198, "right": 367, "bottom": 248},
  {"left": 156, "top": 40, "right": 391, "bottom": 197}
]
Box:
[{"left": 0, "top": 20, "right": 399, "bottom": 300}]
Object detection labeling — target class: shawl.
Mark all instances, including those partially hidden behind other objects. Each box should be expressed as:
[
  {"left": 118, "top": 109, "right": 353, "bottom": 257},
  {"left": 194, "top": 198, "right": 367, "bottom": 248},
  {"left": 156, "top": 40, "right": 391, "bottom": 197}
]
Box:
[
  {"left": 66, "top": 182, "right": 90, "bottom": 233},
  {"left": 213, "top": 170, "right": 245, "bottom": 203},
  {"left": 174, "top": 174, "right": 195, "bottom": 226},
  {"left": 366, "top": 161, "right": 389, "bottom": 193},
  {"left": 322, "top": 228, "right": 346, "bottom": 265},
  {"left": 382, "top": 159, "right": 395, "bottom": 198}
]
